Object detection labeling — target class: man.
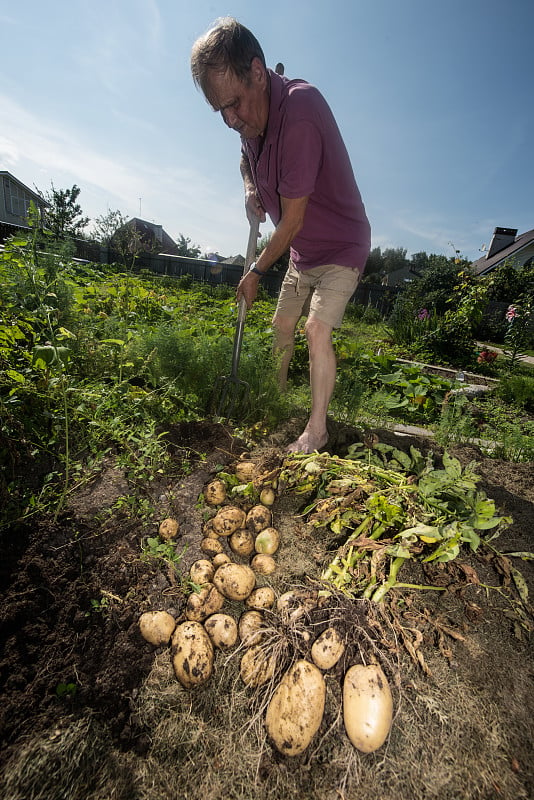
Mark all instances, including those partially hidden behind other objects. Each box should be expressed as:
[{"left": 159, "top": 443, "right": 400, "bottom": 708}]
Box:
[{"left": 191, "top": 17, "right": 370, "bottom": 454}]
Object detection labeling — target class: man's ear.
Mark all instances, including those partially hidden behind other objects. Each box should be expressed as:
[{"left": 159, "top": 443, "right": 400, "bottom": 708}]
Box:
[{"left": 250, "top": 57, "right": 267, "bottom": 87}]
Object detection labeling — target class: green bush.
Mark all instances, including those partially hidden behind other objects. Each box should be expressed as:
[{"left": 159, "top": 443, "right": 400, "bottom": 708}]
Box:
[{"left": 495, "top": 374, "right": 534, "bottom": 412}]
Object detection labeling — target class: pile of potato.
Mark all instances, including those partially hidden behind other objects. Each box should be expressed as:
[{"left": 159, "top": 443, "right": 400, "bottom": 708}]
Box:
[{"left": 138, "top": 457, "right": 393, "bottom": 756}]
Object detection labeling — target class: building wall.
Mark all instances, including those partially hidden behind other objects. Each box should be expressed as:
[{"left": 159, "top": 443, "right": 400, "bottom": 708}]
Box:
[{"left": 0, "top": 174, "right": 43, "bottom": 225}]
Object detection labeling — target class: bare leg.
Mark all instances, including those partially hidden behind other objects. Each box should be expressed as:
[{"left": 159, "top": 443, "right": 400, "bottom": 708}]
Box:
[
  {"left": 272, "top": 313, "right": 300, "bottom": 390},
  {"left": 286, "top": 316, "right": 335, "bottom": 454}
]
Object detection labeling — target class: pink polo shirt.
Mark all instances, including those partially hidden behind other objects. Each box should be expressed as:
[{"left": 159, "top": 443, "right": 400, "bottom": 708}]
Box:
[{"left": 242, "top": 70, "right": 370, "bottom": 272}]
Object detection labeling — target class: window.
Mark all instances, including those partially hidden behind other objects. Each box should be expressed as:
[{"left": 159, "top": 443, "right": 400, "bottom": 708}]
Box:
[{"left": 3, "top": 178, "right": 32, "bottom": 219}]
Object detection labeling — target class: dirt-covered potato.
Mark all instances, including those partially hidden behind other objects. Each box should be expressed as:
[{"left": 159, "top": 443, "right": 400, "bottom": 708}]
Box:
[
  {"left": 235, "top": 460, "right": 257, "bottom": 483},
  {"left": 238, "top": 609, "right": 266, "bottom": 645},
  {"left": 200, "top": 537, "right": 224, "bottom": 557},
  {"left": 343, "top": 664, "right": 393, "bottom": 753},
  {"left": 212, "top": 552, "right": 231, "bottom": 568},
  {"left": 229, "top": 528, "right": 255, "bottom": 558},
  {"left": 254, "top": 527, "right": 280, "bottom": 555},
  {"left": 245, "top": 586, "right": 276, "bottom": 610},
  {"left": 189, "top": 559, "right": 215, "bottom": 585},
  {"left": 172, "top": 621, "right": 214, "bottom": 688},
  {"left": 202, "top": 518, "right": 218, "bottom": 538},
  {"left": 311, "top": 627, "right": 345, "bottom": 670},
  {"left": 158, "top": 518, "right": 180, "bottom": 540},
  {"left": 276, "top": 589, "right": 318, "bottom": 622},
  {"left": 240, "top": 644, "right": 276, "bottom": 687},
  {"left": 250, "top": 554, "right": 276, "bottom": 575},
  {"left": 212, "top": 506, "right": 247, "bottom": 537},
  {"left": 213, "top": 562, "right": 256, "bottom": 601},
  {"left": 204, "top": 479, "right": 226, "bottom": 506},
  {"left": 265, "top": 660, "right": 326, "bottom": 756},
  {"left": 246, "top": 504, "right": 272, "bottom": 533},
  {"left": 139, "top": 611, "right": 176, "bottom": 646},
  {"left": 185, "top": 583, "right": 225, "bottom": 622},
  {"left": 204, "top": 613, "right": 239, "bottom": 649}
]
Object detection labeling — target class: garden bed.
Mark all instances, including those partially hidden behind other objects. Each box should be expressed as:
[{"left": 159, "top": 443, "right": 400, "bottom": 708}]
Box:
[{"left": 1, "top": 418, "right": 533, "bottom": 800}]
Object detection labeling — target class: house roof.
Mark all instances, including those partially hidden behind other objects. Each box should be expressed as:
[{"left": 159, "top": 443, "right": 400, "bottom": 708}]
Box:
[
  {"left": 471, "top": 228, "right": 534, "bottom": 275},
  {"left": 124, "top": 217, "right": 180, "bottom": 254},
  {"left": 0, "top": 170, "right": 48, "bottom": 205}
]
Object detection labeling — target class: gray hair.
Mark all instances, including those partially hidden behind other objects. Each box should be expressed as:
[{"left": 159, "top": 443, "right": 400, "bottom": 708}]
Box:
[{"left": 191, "top": 17, "right": 266, "bottom": 100}]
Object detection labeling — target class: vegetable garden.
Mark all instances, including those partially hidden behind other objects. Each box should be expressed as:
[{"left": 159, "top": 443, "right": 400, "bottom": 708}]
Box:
[{"left": 1, "top": 237, "right": 533, "bottom": 800}]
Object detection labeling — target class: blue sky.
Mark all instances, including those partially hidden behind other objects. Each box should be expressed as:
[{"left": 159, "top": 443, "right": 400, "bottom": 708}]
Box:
[{"left": 1, "top": 0, "right": 532, "bottom": 262}]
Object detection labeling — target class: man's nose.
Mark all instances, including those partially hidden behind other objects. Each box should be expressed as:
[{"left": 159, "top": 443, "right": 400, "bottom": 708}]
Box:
[{"left": 221, "top": 108, "right": 238, "bottom": 129}]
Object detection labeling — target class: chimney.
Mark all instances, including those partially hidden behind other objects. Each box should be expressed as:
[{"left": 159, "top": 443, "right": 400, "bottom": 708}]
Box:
[{"left": 486, "top": 227, "right": 517, "bottom": 259}]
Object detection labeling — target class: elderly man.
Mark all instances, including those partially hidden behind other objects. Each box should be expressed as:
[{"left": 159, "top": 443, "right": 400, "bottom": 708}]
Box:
[{"left": 191, "top": 17, "right": 370, "bottom": 454}]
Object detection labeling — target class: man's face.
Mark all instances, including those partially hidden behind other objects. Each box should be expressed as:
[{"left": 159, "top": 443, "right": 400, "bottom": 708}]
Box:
[{"left": 206, "top": 58, "right": 269, "bottom": 139}]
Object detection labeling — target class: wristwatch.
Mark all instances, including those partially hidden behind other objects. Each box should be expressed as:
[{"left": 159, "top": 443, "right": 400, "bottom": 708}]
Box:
[{"left": 248, "top": 261, "right": 264, "bottom": 277}]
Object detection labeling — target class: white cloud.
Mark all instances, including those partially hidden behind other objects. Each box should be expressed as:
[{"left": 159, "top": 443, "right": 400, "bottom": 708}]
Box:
[{"left": 0, "top": 92, "right": 252, "bottom": 256}]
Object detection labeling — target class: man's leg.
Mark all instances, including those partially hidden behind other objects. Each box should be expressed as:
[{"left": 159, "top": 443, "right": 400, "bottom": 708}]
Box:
[
  {"left": 272, "top": 313, "right": 299, "bottom": 390},
  {"left": 286, "top": 316, "right": 334, "bottom": 454}
]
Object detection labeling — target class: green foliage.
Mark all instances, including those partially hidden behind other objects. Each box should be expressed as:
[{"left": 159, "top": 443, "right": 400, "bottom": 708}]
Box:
[
  {"left": 281, "top": 448, "right": 511, "bottom": 601},
  {"left": 175, "top": 234, "right": 201, "bottom": 258},
  {"left": 37, "top": 182, "right": 89, "bottom": 239},
  {"left": 495, "top": 373, "right": 534, "bottom": 412}
]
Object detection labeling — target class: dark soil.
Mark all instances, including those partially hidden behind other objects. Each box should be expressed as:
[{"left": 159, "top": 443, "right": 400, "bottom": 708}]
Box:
[{"left": 0, "top": 418, "right": 533, "bottom": 800}]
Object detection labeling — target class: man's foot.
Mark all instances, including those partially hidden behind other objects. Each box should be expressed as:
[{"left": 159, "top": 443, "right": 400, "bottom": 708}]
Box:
[{"left": 286, "top": 429, "right": 328, "bottom": 455}]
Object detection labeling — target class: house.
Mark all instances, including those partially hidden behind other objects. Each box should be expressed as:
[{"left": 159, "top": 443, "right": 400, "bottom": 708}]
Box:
[
  {"left": 0, "top": 171, "right": 48, "bottom": 229},
  {"left": 110, "top": 217, "right": 181, "bottom": 255},
  {"left": 471, "top": 226, "right": 534, "bottom": 276}
]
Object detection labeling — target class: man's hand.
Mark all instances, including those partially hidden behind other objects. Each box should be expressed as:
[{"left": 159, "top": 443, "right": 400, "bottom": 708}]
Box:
[
  {"left": 237, "top": 270, "right": 260, "bottom": 309},
  {"left": 245, "top": 190, "right": 266, "bottom": 225}
]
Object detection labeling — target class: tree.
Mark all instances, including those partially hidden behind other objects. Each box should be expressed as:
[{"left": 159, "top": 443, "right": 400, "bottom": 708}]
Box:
[
  {"left": 37, "top": 183, "right": 90, "bottom": 239},
  {"left": 175, "top": 234, "right": 201, "bottom": 258},
  {"left": 91, "top": 209, "right": 128, "bottom": 245}
]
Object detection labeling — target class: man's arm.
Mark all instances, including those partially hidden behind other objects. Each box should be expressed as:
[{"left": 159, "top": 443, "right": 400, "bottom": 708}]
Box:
[
  {"left": 237, "top": 194, "right": 309, "bottom": 308},
  {"left": 240, "top": 153, "right": 266, "bottom": 224}
]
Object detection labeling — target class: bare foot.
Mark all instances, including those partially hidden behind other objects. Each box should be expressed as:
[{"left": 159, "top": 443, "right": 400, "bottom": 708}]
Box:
[{"left": 286, "top": 429, "right": 328, "bottom": 454}]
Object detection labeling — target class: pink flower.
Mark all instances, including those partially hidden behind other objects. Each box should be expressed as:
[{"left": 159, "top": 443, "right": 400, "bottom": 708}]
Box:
[
  {"left": 417, "top": 308, "right": 429, "bottom": 321},
  {"left": 505, "top": 305, "right": 518, "bottom": 322}
]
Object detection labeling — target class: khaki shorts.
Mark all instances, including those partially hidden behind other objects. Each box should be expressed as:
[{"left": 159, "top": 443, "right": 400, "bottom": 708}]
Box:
[{"left": 273, "top": 262, "right": 361, "bottom": 329}]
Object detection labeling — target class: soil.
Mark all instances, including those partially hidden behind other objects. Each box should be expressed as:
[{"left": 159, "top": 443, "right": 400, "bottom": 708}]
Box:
[{"left": 0, "top": 418, "right": 533, "bottom": 800}]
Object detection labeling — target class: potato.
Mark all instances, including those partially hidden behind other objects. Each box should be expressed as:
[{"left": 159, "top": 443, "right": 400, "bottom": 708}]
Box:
[
  {"left": 172, "top": 620, "right": 214, "bottom": 688},
  {"left": 238, "top": 609, "right": 266, "bottom": 645},
  {"left": 212, "top": 506, "right": 247, "bottom": 537},
  {"left": 311, "top": 627, "right": 345, "bottom": 670},
  {"left": 235, "top": 460, "right": 257, "bottom": 482},
  {"left": 185, "top": 583, "right": 225, "bottom": 622},
  {"left": 259, "top": 487, "right": 276, "bottom": 506},
  {"left": 189, "top": 559, "right": 215, "bottom": 585},
  {"left": 213, "top": 562, "right": 256, "bottom": 601},
  {"left": 240, "top": 644, "right": 276, "bottom": 687},
  {"left": 204, "top": 479, "right": 226, "bottom": 506},
  {"left": 202, "top": 518, "right": 218, "bottom": 538},
  {"left": 204, "top": 613, "right": 239, "bottom": 649},
  {"left": 250, "top": 554, "right": 276, "bottom": 575},
  {"left": 246, "top": 504, "right": 273, "bottom": 533},
  {"left": 265, "top": 660, "right": 326, "bottom": 756},
  {"left": 276, "top": 589, "right": 318, "bottom": 622},
  {"left": 158, "top": 518, "right": 179, "bottom": 540},
  {"left": 212, "top": 552, "right": 231, "bottom": 568},
  {"left": 229, "top": 528, "right": 255, "bottom": 558},
  {"left": 139, "top": 611, "right": 176, "bottom": 646},
  {"left": 343, "top": 664, "right": 393, "bottom": 753},
  {"left": 254, "top": 527, "right": 280, "bottom": 555},
  {"left": 200, "top": 537, "right": 224, "bottom": 557},
  {"left": 245, "top": 586, "right": 276, "bottom": 610}
]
